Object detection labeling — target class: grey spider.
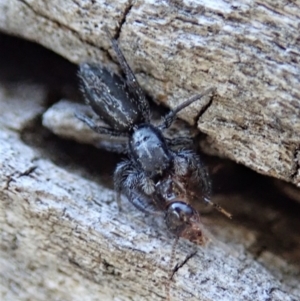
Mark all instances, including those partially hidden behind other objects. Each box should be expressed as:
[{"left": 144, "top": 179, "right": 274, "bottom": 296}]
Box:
[{"left": 76, "top": 29, "right": 231, "bottom": 241}]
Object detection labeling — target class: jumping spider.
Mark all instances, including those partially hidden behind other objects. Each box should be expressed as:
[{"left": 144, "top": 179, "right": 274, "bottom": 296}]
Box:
[{"left": 76, "top": 29, "right": 231, "bottom": 243}]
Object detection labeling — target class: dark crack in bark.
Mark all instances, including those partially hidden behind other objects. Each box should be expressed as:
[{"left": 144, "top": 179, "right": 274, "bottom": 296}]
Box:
[
  {"left": 290, "top": 146, "right": 300, "bottom": 184},
  {"left": 114, "top": 0, "right": 133, "bottom": 40},
  {"left": 170, "top": 250, "right": 197, "bottom": 280}
]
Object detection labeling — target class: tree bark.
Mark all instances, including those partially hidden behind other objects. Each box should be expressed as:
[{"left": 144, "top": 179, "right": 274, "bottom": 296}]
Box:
[
  {"left": 1, "top": 83, "right": 299, "bottom": 300},
  {"left": 1, "top": 0, "right": 299, "bottom": 187},
  {"left": 0, "top": 1, "right": 300, "bottom": 301}
]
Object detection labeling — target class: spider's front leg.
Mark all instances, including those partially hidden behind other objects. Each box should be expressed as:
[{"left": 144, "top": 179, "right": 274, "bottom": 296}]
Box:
[
  {"left": 173, "top": 150, "right": 211, "bottom": 197},
  {"left": 114, "top": 160, "right": 162, "bottom": 214}
]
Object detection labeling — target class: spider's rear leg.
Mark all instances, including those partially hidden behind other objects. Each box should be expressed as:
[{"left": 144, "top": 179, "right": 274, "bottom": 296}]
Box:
[
  {"left": 95, "top": 140, "right": 128, "bottom": 154},
  {"left": 104, "top": 27, "right": 150, "bottom": 122},
  {"left": 75, "top": 112, "right": 128, "bottom": 137}
]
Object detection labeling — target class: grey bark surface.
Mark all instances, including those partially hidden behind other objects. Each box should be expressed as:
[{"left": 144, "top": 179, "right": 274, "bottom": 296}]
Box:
[
  {"left": 1, "top": 0, "right": 299, "bottom": 187},
  {"left": 1, "top": 81, "right": 300, "bottom": 301},
  {"left": 1, "top": 1, "right": 300, "bottom": 301}
]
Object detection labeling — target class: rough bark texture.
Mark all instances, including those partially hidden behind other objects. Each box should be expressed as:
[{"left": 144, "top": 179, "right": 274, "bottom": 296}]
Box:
[
  {"left": 0, "top": 1, "right": 300, "bottom": 301},
  {"left": 1, "top": 80, "right": 300, "bottom": 301},
  {"left": 0, "top": 0, "right": 299, "bottom": 187}
]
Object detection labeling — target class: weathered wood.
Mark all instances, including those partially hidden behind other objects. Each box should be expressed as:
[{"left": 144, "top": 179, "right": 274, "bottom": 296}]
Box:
[
  {"left": 1, "top": 126, "right": 298, "bottom": 301},
  {"left": 1, "top": 1, "right": 300, "bottom": 301},
  {"left": 0, "top": 74, "right": 300, "bottom": 300},
  {"left": 1, "top": 0, "right": 298, "bottom": 186}
]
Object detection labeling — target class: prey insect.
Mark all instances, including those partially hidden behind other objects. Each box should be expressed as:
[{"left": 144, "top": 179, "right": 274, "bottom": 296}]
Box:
[{"left": 76, "top": 27, "right": 231, "bottom": 300}]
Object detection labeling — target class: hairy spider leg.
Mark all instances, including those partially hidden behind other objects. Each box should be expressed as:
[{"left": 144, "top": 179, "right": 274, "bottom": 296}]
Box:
[
  {"left": 160, "top": 87, "right": 216, "bottom": 130},
  {"left": 115, "top": 190, "right": 163, "bottom": 215},
  {"left": 165, "top": 136, "right": 195, "bottom": 150},
  {"left": 114, "top": 160, "right": 163, "bottom": 215},
  {"left": 105, "top": 27, "right": 150, "bottom": 123},
  {"left": 75, "top": 112, "right": 129, "bottom": 137},
  {"left": 95, "top": 140, "right": 128, "bottom": 154}
]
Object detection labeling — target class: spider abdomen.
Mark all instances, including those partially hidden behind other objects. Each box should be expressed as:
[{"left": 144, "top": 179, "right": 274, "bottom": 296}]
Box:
[{"left": 79, "top": 63, "right": 144, "bottom": 132}]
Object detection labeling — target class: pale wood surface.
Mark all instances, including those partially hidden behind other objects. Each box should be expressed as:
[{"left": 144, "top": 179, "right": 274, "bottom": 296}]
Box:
[
  {"left": 1, "top": 82, "right": 299, "bottom": 300},
  {"left": 0, "top": 48, "right": 299, "bottom": 301},
  {"left": 0, "top": 1, "right": 300, "bottom": 301},
  {"left": 1, "top": 0, "right": 299, "bottom": 186}
]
